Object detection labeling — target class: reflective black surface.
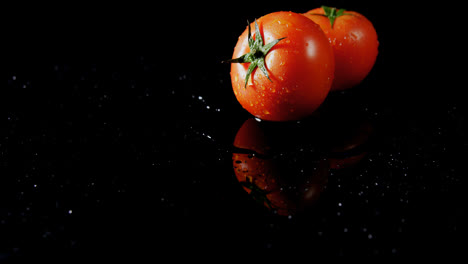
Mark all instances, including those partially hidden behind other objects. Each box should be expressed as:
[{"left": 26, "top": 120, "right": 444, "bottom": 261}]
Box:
[{"left": 3, "top": 0, "right": 465, "bottom": 260}]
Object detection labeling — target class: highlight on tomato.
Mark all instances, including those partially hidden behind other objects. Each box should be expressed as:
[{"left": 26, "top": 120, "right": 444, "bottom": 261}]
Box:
[
  {"left": 303, "top": 6, "right": 379, "bottom": 91},
  {"left": 225, "top": 11, "right": 334, "bottom": 121}
]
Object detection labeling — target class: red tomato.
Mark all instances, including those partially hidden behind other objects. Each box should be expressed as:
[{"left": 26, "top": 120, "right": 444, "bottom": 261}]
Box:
[
  {"left": 228, "top": 11, "right": 334, "bottom": 121},
  {"left": 304, "top": 6, "right": 379, "bottom": 91}
]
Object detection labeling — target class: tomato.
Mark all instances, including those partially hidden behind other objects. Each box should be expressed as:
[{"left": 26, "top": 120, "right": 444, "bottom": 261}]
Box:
[
  {"left": 228, "top": 11, "right": 334, "bottom": 121},
  {"left": 303, "top": 6, "right": 379, "bottom": 91}
]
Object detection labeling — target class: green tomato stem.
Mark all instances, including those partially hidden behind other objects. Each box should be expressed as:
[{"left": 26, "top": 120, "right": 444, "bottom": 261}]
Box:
[{"left": 223, "top": 19, "right": 286, "bottom": 88}]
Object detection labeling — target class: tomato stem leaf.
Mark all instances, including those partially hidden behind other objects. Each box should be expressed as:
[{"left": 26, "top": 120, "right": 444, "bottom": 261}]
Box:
[
  {"left": 223, "top": 19, "right": 286, "bottom": 88},
  {"left": 321, "top": 5, "right": 347, "bottom": 28},
  {"left": 241, "top": 177, "right": 273, "bottom": 210},
  {"left": 245, "top": 60, "right": 258, "bottom": 87},
  {"left": 261, "top": 37, "right": 287, "bottom": 54},
  {"left": 254, "top": 19, "right": 263, "bottom": 48}
]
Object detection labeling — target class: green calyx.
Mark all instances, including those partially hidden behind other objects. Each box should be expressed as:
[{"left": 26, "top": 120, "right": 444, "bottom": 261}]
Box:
[
  {"left": 224, "top": 19, "right": 286, "bottom": 88},
  {"left": 241, "top": 176, "right": 273, "bottom": 210},
  {"left": 320, "top": 5, "right": 347, "bottom": 28}
]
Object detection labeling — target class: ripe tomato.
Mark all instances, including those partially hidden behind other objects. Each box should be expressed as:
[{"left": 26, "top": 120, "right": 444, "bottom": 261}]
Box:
[
  {"left": 228, "top": 11, "right": 334, "bottom": 121},
  {"left": 303, "top": 6, "right": 379, "bottom": 91}
]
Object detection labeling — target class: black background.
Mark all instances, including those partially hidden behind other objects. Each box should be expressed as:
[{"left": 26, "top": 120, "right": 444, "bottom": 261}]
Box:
[{"left": 3, "top": 0, "right": 466, "bottom": 260}]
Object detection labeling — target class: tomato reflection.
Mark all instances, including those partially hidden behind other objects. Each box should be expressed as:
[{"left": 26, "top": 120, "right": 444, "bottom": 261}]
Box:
[
  {"left": 232, "top": 109, "right": 374, "bottom": 216},
  {"left": 232, "top": 118, "right": 329, "bottom": 216},
  {"left": 327, "top": 118, "right": 374, "bottom": 170}
]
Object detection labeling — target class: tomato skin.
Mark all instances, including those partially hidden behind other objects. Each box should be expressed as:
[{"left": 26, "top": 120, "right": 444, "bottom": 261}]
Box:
[
  {"left": 230, "top": 11, "right": 334, "bottom": 121},
  {"left": 304, "top": 8, "right": 378, "bottom": 91}
]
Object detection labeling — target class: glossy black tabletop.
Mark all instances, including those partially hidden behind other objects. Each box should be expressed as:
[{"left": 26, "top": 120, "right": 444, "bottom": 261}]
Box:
[{"left": 3, "top": 0, "right": 466, "bottom": 260}]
